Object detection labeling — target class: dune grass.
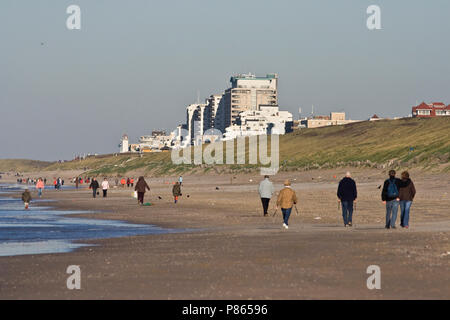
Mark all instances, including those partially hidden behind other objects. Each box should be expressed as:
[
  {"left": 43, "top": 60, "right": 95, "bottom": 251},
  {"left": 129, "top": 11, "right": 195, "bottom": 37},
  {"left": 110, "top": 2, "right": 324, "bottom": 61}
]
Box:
[{"left": 1, "top": 117, "right": 449, "bottom": 176}]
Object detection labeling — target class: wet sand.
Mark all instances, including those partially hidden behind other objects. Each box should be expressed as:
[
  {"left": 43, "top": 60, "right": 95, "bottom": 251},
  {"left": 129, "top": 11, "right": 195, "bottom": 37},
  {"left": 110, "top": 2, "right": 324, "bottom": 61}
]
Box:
[{"left": 0, "top": 168, "right": 449, "bottom": 299}]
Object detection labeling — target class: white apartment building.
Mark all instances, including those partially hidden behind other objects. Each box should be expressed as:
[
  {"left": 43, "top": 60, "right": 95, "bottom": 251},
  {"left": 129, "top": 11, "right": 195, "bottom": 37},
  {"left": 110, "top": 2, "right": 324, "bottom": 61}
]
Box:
[
  {"left": 223, "top": 105, "right": 293, "bottom": 140},
  {"left": 186, "top": 103, "right": 211, "bottom": 146},
  {"left": 206, "top": 94, "right": 223, "bottom": 129},
  {"left": 138, "top": 131, "right": 175, "bottom": 151},
  {"left": 217, "top": 73, "right": 278, "bottom": 133}
]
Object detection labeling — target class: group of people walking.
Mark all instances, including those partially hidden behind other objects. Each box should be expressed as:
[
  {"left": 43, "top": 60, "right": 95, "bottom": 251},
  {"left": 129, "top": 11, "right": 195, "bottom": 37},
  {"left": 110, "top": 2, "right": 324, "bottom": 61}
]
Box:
[
  {"left": 259, "top": 170, "right": 416, "bottom": 230},
  {"left": 336, "top": 169, "right": 416, "bottom": 229},
  {"left": 20, "top": 170, "right": 416, "bottom": 230},
  {"left": 381, "top": 170, "right": 416, "bottom": 229},
  {"left": 114, "top": 177, "right": 135, "bottom": 188},
  {"left": 88, "top": 178, "right": 111, "bottom": 198}
]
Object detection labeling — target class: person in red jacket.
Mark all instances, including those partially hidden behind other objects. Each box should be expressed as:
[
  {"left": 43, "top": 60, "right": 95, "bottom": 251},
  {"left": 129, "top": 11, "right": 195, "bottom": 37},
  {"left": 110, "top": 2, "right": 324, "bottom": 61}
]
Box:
[{"left": 36, "top": 178, "right": 45, "bottom": 198}]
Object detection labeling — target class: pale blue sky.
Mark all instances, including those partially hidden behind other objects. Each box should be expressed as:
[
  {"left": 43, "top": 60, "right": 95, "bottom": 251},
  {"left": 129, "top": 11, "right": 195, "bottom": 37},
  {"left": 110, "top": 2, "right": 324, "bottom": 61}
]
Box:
[{"left": 1, "top": 0, "right": 449, "bottom": 160}]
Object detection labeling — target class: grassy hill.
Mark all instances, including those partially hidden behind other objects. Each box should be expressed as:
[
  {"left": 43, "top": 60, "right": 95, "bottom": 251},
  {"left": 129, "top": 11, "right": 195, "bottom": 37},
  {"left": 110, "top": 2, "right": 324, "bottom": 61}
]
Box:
[
  {"left": 0, "top": 159, "right": 52, "bottom": 173},
  {"left": 1, "top": 117, "right": 449, "bottom": 176}
]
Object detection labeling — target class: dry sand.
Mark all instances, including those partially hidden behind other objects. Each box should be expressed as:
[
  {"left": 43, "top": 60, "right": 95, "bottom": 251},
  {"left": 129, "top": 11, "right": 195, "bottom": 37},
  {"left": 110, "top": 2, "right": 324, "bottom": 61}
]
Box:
[{"left": 0, "top": 168, "right": 449, "bottom": 299}]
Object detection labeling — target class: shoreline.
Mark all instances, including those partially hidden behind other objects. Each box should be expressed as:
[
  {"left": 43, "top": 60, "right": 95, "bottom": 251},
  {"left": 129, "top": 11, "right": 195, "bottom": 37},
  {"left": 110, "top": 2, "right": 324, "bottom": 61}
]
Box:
[{"left": 1, "top": 169, "right": 449, "bottom": 299}]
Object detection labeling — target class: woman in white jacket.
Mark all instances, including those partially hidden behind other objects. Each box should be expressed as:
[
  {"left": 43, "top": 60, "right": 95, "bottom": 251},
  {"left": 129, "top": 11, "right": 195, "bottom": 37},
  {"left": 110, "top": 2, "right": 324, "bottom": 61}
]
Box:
[{"left": 101, "top": 178, "right": 110, "bottom": 198}]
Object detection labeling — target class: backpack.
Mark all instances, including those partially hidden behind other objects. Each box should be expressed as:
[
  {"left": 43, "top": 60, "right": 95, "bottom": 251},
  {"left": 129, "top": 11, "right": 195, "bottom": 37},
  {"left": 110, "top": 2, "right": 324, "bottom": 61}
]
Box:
[{"left": 387, "top": 179, "right": 399, "bottom": 198}]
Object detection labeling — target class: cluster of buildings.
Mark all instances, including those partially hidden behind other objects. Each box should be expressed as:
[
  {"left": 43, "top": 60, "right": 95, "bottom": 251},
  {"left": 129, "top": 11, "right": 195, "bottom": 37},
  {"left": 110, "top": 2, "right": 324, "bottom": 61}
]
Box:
[
  {"left": 118, "top": 75, "right": 449, "bottom": 153},
  {"left": 121, "top": 73, "right": 295, "bottom": 152},
  {"left": 412, "top": 102, "right": 450, "bottom": 118},
  {"left": 298, "top": 112, "right": 360, "bottom": 129},
  {"left": 120, "top": 131, "right": 174, "bottom": 153},
  {"left": 183, "top": 73, "right": 294, "bottom": 145}
]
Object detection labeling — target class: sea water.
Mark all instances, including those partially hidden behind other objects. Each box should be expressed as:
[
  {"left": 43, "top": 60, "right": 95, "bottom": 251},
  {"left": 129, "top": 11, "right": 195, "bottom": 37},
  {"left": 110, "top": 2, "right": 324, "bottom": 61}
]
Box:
[{"left": 0, "top": 184, "right": 182, "bottom": 257}]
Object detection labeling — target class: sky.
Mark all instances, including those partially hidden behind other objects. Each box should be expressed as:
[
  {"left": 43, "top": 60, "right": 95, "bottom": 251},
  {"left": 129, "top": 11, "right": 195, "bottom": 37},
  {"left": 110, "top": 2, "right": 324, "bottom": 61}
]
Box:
[{"left": 1, "top": 0, "right": 449, "bottom": 161}]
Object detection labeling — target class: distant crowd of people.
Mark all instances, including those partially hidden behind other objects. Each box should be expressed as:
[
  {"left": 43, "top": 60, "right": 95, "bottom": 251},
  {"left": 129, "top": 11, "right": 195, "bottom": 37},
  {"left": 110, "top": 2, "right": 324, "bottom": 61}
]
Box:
[{"left": 17, "top": 177, "right": 47, "bottom": 185}]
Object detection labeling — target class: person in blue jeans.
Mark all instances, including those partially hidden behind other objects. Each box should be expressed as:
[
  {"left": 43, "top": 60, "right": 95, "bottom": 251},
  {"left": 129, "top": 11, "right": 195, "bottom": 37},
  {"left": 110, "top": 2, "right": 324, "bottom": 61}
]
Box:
[
  {"left": 381, "top": 170, "right": 408, "bottom": 229},
  {"left": 337, "top": 171, "right": 357, "bottom": 227},
  {"left": 276, "top": 180, "right": 298, "bottom": 229},
  {"left": 398, "top": 171, "right": 416, "bottom": 228}
]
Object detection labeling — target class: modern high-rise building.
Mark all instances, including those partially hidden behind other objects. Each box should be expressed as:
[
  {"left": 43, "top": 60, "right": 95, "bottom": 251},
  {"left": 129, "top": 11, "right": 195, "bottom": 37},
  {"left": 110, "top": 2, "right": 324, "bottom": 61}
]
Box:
[
  {"left": 216, "top": 73, "right": 278, "bottom": 133},
  {"left": 206, "top": 94, "right": 223, "bottom": 129},
  {"left": 186, "top": 103, "right": 211, "bottom": 146}
]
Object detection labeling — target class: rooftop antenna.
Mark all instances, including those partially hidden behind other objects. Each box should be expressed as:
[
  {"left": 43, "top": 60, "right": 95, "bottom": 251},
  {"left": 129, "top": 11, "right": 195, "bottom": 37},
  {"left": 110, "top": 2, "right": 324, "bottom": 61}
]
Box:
[{"left": 311, "top": 105, "right": 314, "bottom": 118}]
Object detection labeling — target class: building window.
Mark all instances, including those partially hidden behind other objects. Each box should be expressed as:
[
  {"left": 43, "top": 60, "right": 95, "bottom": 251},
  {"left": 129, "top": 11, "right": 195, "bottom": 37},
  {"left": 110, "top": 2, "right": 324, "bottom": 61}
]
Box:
[{"left": 417, "top": 110, "right": 431, "bottom": 115}]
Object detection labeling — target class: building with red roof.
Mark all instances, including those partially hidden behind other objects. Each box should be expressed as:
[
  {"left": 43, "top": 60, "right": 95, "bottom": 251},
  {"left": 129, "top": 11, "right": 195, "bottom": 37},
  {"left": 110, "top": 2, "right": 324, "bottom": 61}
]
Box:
[{"left": 412, "top": 102, "right": 450, "bottom": 118}]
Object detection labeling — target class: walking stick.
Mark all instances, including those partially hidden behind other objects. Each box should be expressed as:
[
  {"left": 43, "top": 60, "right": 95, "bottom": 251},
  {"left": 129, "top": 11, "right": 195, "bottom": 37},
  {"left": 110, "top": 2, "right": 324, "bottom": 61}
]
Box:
[
  {"left": 294, "top": 205, "right": 299, "bottom": 216},
  {"left": 272, "top": 207, "right": 278, "bottom": 223},
  {"left": 272, "top": 208, "right": 278, "bottom": 217}
]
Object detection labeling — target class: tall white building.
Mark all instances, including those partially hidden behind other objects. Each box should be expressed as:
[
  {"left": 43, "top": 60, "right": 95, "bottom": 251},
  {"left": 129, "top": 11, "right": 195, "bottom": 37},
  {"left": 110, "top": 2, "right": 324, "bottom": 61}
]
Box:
[
  {"left": 206, "top": 94, "right": 223, "bottom": 129},
  {"left": 217, "top": 73, "right": 278, "bottom": 133},
  {"left": 186, "top": 103, "right": 211, "bottom": 146}
]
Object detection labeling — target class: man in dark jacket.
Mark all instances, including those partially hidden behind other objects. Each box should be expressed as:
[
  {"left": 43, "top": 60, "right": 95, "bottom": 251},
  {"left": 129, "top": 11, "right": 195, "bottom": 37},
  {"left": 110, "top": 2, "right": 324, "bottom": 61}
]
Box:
[
  {"left": 337, "top": 172, "right": 357, "bottom": 227},
  {"left": 89, "top": 178, "right": 100, "bottom": 198},
  {"left": 381, "top": 170, "right": 407, "bottom": 229}
]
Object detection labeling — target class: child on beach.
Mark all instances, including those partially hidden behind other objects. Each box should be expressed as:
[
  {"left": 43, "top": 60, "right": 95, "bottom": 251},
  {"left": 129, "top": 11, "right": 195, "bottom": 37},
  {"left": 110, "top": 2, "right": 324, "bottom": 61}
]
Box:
[
  {"left": 22, "top": 189, "right": 32, "bottom": 210},
  {"left": 172, "top": 182, "right": 182, "bottom": 204}
]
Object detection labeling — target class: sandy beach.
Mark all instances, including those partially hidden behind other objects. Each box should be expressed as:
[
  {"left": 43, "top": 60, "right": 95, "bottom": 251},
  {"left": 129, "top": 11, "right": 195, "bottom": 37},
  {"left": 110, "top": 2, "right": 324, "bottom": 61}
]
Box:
[{"left": 0, "top": 168, "right": 449, "bottom": 299}]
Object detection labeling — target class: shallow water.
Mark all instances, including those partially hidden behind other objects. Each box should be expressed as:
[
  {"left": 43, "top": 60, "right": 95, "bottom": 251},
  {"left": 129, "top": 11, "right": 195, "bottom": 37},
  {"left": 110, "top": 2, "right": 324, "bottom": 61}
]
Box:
[{"left": 0, "top": 185, "right": 184, "bottom": 257}]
